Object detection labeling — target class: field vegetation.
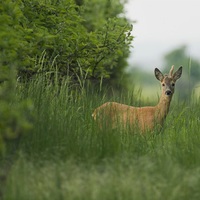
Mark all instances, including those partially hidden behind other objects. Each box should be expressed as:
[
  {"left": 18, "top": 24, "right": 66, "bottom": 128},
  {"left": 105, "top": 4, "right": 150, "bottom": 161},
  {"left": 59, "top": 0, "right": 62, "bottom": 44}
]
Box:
[
  {"left": 1, "top": 1, "right": 200, "bottom": 199},
  {"left": 1, "top": 74, "right": 200, "bottom": 200}
]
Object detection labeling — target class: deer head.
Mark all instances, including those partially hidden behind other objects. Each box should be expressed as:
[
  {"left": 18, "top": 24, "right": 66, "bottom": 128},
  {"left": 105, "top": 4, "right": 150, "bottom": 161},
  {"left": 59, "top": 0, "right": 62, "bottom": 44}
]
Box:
[{"left": 155, "top": 65, "right": 182, "bottom": 99}]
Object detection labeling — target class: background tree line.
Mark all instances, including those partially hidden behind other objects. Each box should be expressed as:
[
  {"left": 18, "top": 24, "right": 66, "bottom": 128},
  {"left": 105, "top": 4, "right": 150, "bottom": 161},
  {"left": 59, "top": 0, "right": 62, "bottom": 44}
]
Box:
[
  {"left": 128, "top": 45, "right": 200, "bottom": 101},
  {"left": 163, "top": 45, "right": 200, "bottom": 99},
  {"left": 0, "top": 0, "right": 133, "bottom": 154}
]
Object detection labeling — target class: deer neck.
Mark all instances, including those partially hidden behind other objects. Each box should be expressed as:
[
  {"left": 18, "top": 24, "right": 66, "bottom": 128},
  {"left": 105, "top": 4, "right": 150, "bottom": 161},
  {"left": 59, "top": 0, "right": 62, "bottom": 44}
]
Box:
[{"left": 156, "top": 94, "right": 172, "bottom": 120}]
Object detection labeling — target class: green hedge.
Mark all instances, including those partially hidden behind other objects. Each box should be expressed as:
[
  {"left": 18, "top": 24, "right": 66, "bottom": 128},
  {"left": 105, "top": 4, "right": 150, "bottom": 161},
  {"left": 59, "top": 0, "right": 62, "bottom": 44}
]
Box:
[{"left": 1, "top": 0, "right": 133, "bottom": 83}]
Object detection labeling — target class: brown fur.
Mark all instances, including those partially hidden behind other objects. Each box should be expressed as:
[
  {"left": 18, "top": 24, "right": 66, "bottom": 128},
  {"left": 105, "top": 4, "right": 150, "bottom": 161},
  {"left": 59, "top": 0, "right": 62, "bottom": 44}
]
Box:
[{"left": 92, "top": 66, "right": 182, "bottom": 134}]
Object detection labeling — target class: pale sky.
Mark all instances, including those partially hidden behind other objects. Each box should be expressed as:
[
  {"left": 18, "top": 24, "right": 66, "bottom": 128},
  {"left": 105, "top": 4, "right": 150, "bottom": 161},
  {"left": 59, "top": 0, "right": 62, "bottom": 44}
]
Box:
[{"left": 125, "top": 0, "right": 200, "bottom": 70}]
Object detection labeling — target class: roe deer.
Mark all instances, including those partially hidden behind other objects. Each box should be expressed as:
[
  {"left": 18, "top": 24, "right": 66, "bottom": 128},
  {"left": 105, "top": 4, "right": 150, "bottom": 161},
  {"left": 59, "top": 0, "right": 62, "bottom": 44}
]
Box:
[{"left": 92, "top": 66, "right": 182, "bottom": 133}]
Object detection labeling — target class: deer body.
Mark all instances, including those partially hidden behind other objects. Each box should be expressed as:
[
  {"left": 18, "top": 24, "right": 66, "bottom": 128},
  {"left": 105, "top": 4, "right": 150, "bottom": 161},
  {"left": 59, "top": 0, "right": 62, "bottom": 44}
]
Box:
[{"left": 92, "top": 66, "right": 182, "bottom": 133}]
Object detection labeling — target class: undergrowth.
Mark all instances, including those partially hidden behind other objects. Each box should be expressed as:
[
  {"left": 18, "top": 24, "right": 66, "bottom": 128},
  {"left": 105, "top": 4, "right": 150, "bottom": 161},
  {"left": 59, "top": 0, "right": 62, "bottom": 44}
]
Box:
[{"left": 1, "top": 76, "right": 200, "bottom": 200}]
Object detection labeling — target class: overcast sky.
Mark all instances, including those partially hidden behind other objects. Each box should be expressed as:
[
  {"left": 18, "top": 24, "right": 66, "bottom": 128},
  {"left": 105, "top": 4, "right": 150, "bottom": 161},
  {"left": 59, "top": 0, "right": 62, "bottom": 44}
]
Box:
[{"left": 125, "top": 0, "right": 200, "bottom": 70}]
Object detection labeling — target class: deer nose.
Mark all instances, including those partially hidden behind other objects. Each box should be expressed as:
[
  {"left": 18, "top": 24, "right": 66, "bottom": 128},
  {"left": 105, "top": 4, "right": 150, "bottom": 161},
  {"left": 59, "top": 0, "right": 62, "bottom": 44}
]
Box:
[{"left": 165, "top": 90, "right": 172, "bottom": 96}]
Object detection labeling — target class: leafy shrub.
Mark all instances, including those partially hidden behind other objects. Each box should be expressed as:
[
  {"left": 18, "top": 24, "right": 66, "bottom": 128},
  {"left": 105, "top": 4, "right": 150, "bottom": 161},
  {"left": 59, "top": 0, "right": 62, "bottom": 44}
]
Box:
[
  {"left": 1, "top": 0, "right": 133, "bottom": 87},
  {"left": 0, "top": 0, "right": 32, "bottom": 155}
]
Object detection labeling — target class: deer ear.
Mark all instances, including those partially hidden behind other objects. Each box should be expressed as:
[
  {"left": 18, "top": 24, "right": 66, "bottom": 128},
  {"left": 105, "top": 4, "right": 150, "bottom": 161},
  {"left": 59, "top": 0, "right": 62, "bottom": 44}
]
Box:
[
  {"left": 155, "top": 68, "right": 164, "bottom": 81},
  {"left": 173, "top": 66, "right": 182, "bottom": 81}
]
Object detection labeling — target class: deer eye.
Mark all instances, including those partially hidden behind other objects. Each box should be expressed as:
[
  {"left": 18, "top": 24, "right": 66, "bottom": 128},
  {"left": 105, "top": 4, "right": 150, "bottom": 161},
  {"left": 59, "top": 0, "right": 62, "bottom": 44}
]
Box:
[
  {"left": 172, "top": 83, "right": 175, "bottom": 87},
  {"left": 162, "top": 83, "right": 165, "bottom": 87}
]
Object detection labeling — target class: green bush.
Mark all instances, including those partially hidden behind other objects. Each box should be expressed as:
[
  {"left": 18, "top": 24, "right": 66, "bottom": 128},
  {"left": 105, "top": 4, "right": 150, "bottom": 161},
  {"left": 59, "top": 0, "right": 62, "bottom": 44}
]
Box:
[
  {"left": 0, "top": 0, "right": 33, "bottom": 155},
  {"left": 0, "top": 0, "right": 133, "bottom": 86},
  {"left": 0, "top": 0, "right": 133, "bottom": 154}
]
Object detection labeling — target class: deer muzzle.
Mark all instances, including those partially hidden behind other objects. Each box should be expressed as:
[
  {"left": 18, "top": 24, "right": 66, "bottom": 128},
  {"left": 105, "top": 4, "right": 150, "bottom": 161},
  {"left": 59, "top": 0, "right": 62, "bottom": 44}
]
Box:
[{"left": 165, "top": 90, "right": 172, "bottom": 96}]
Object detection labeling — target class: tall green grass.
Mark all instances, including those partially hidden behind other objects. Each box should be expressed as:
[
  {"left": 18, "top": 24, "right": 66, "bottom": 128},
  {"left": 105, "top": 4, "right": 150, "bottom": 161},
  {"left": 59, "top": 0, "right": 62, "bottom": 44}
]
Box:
[{"left": 2, "top": 76, "right": 200, "bottom": 200}]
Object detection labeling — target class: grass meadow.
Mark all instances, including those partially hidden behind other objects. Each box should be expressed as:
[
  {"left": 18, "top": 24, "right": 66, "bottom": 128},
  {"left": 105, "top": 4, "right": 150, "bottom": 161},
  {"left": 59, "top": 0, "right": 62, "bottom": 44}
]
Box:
[{"left": 1, "top": 75, "right": 200, "bottom": 200}]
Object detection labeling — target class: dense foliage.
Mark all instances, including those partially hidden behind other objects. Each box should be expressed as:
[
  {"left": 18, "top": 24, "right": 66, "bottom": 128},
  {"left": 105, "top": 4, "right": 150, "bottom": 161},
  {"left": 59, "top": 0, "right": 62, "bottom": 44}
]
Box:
[
  {"left": 0, "top": 0, "right": 133, "bottom": 155},
  {"left": 0, "top": 0, "right": 33, "bottom": 155},
  {"left": 1, "top": 0, "right": 133, "bottom": 84}
]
